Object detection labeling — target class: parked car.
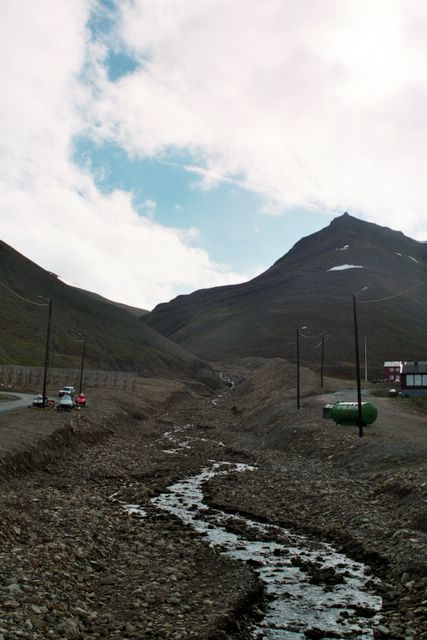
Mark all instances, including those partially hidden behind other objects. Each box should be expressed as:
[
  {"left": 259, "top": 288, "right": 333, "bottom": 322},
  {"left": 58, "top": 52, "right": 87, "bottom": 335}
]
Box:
[
  {"left": 76, "top": 393, "right": 86, "bottom": 407},
  {"left": 32, "top": 394, "right": 48, "bottom": 408},
  {"left": 58, "top": 385, "right": 76, "bottom": 397},
  {"left": 31, "top": 394, "right": 55, "bottom": 408},
  {"left": 56, "top": 394, "right": 74, "bottom": 411}
]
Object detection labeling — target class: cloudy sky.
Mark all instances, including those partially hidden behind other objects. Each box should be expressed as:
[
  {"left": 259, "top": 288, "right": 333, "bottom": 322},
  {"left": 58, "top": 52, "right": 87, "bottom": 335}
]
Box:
[{"left": 1, "top": 0, "right": 426, "bottom": 310}]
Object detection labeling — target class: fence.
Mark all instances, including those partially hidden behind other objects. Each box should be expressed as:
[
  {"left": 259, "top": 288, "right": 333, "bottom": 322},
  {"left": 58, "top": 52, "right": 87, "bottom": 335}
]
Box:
[{"left": 0, "top": 365, "right": 137, "bottom": 391}]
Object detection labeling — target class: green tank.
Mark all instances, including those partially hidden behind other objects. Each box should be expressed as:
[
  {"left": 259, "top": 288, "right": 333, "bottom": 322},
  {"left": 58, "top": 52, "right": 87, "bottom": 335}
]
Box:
[{"left": 330, "top": 401, "right": 378, "bottom": 426}]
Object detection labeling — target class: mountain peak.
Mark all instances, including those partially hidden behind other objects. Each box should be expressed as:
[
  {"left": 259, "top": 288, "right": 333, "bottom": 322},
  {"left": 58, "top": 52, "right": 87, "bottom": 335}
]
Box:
[
  {"left": 329, "top": 211, "right": 360, "bottom": 227},
  {"left": 145, "top": 214, "right": 427, "bottom": 370}
]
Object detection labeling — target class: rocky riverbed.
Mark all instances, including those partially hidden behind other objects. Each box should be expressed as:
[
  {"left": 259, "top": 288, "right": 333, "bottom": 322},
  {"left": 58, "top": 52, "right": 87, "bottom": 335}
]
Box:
[{"left": 0, "top": 360, "right": 426, "bottom": 639}]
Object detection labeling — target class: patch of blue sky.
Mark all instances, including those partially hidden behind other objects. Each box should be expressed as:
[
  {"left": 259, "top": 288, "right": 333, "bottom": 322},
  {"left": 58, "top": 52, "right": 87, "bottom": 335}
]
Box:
[
  {"left": 73, "top": 137, "right": 332, "bottom": 274},
  {"left": 106, "top": 50, "right": 140, "bottom": 81},
  {"left": 87, "top": 0, "right": 118, "bottom": 42},
  {"left": 86, "top": 0, "right": 141, "bottom": 82},
  {"left": 78, "top": 2, "right": 335, "bottom": 278}
]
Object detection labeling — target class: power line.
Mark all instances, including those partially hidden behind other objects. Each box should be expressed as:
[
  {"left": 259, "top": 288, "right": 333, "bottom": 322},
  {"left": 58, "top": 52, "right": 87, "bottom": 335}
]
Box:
[
  {"left": 299, "top": 331, "right": 325, "bottom": 340},
  {"left": 359, "top": 279, "right": 427, "bottom": 304},
  {"left": 329, "top": 279, "right": 427, "bottom": 305},
  {"left": 0, "top": 279, "right": 49, "bottom": 306}
]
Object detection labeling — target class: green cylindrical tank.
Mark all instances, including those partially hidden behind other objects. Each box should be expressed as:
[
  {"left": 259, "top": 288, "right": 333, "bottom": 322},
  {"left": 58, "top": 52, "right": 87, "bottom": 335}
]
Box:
[
  {"left": 330, "top": 401, "right": 378, "bottom": 426},
  {"left": 322, "top": 403, "right": 334, "bottom": 419}
]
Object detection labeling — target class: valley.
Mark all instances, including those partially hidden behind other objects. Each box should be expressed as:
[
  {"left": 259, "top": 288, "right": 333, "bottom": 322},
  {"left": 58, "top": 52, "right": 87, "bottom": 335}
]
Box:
[
  {"left": 2, "top": 2, "right": 427, "bottom": 636},
  {"left": 0, "top": 359, "right": 426, "bottom": 639}
]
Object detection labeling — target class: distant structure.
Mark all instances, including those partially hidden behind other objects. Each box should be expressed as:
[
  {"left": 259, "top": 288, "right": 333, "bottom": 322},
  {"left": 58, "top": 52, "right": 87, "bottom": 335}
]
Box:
[
  {"left": 383, "top": 361, "right": 402, "bottom": 382},
  {"left": 400, "top": 361, "right": 427, "bottom": 397}
]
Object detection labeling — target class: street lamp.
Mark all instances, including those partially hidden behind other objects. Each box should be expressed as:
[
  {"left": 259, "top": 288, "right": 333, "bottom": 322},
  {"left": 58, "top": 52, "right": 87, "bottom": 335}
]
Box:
[
  {"left": 76, "top": 335, "right": 86, "bottom": 395},
  {"left": 353, "top": 287, "right": 368, "bottom": 437},
  {"left": 38, "top": 296, "right": 52, "bottom": 407},
  {"left": 320, "top": 334, "right": 329, "bottom": 388},
  {"left": 74, "top": 333, "right": 86, "bottom": 395},
  {"left": 296, "top": 325, "right": 307, "bottom": 409},
  {"left": 364, "top": 336, "right": 368, "bottom": 383}
]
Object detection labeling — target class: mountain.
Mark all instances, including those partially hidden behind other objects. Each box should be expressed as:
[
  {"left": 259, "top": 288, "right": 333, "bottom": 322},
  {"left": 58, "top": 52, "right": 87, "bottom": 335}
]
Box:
[
  {"left": 0, "top": 240, "right": 215, "bottom": 383},
  {"left": 144, "top": 213, "right": 427, "bottom": 376},
  {"left": 81, "top": 290, "right": 149, "bottom": 317}
]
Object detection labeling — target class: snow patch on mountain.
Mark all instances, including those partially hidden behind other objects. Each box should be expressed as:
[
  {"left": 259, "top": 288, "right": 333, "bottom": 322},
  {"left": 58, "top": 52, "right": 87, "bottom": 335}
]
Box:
[{"left": 328, "top": 265, "right": 364, "bottom": 271}]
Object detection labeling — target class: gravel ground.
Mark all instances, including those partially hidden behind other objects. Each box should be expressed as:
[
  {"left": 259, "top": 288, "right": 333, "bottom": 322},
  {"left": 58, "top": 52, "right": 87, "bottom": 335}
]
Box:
[{"left": 0, "top": 360, "right": 426, "bottom": 639}]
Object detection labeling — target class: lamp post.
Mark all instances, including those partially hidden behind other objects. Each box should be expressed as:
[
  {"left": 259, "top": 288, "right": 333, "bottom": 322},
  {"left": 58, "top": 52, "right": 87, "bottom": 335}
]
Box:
[
  {"left": 39, "top": 297, "right": 52, "bottom": 407},
  {"left": 353, "top": 287, "right": 368, "bottom": 437},
  {"left": 320, "top": 334, "right": 329, "bottom": 388},
  {"left": 296, "top": 325, "right": 307, "bottom": 409},
  {"left": 364, "top": 336, "right": 368, "bottom": 383}
]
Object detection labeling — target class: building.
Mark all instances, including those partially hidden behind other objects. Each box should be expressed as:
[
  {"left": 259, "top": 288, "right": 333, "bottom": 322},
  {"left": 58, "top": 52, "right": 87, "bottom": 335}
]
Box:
[
  {"left": 400, "top": 361, "right": 427, "bottom": 397},
  {"left": 384, "top": 361, "right": 402, "bottom": 382}
]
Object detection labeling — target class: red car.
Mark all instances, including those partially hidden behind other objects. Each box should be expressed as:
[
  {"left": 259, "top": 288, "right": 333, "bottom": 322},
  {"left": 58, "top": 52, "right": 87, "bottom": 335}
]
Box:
[{"left": 76, "top": 393, "right": 86, "bottom": 407}]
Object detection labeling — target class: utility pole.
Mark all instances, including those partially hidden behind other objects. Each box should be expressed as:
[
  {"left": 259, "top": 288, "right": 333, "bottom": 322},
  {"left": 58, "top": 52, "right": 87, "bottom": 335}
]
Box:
[
  {"left": 364, "top": 336, "right": 368, "bottom": 383},
  {"left": 78, "top": 337, "right": 86, "bottom": 395},
  {"left": 320, "top": 335, "right": 326, "bottom": 388},
  {"left": 296, "top": 325, "right": 307, "bottom": 409},
  {"left": 41, "top": 299, "right": 52, "bottom": 407},
  {"left": 353, "top": 289, "right": 367, "bottom": 437}
]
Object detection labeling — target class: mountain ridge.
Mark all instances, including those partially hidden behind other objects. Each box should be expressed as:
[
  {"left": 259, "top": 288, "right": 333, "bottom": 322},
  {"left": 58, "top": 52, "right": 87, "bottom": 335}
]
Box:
[
  {"left": 0, "top": 239, "right": 215, "bottom": 384},
  {"left": 144, "top": 213, "right": 427, "bottom": 374}
]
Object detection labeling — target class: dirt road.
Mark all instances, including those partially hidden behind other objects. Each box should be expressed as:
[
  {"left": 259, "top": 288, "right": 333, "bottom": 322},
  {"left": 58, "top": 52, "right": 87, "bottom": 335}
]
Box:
[{"left": 318, "top": 387, "right": 427, "bottom": 442}]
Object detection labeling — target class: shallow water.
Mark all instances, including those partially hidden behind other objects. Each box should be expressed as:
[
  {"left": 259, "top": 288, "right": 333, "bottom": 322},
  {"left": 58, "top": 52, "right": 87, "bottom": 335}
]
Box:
[{"left": 151, "top": 461, "right": 382, "bottom": 639}]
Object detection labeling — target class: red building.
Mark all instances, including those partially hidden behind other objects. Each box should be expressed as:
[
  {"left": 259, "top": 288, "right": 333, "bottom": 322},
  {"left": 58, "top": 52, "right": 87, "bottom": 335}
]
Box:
[{"left": 383, "top": 361, "right": 402, "bottom": 381}]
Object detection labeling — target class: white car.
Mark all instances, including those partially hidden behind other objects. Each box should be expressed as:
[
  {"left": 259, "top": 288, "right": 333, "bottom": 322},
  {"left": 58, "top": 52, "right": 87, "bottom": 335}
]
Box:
[
  {"left": 58, "top": 385, "right": 76, "bottom": 397},
  {"left": 32, "top": 394, "right": 48, "bottom": 407},
  {"left": 56, "top": 394, "right": 75, "bottom": 411}
]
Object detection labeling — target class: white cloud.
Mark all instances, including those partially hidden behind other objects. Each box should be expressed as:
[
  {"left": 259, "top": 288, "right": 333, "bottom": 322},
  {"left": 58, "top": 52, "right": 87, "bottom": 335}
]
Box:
[
  {"left": 2, "top": 0, "right": 427, "bottom": 313},
  {"left": 0, "top": 170, "right": 249, "bottom": 309},
  {"left": 138, "top": 198, "right": 157, "bottom": 217},
  {"left": 0, "top": 0, "right": 250, "bottom": 310},
  {"left": 87, "top": 0, "right": 427, "bottom": 240}
]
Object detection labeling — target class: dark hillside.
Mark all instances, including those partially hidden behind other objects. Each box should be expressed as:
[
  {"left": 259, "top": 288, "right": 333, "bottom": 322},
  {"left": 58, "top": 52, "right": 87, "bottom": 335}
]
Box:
[
  {"left": 144, "top": 213, "right": 427, "bottom": 375},
  {"left": 0, "top": 240, "right": 215, "bottom": 383},
  {"left": 82, "top": 290, "right": 149, "bottom": 317}
]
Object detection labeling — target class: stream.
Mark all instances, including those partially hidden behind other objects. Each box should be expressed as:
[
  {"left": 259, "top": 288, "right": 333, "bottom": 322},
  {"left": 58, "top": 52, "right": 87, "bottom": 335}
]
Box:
[
  {"left": 151, "top": 461, "right": 382, "bottom": 639},
  {"left": 121, "top": 420, "right": 383, "bottom": 638}
]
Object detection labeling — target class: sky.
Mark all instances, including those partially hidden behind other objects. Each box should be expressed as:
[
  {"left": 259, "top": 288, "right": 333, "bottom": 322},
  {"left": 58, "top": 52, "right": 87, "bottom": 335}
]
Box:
[{"left": 1, "top": 0, "right": 427, "bottom": 310}]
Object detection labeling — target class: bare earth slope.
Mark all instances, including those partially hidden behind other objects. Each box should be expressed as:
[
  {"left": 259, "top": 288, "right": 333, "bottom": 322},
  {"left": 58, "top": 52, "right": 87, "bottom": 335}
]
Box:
[{"left": 0, "top": 361, "right": 426, "bottom": 639}]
